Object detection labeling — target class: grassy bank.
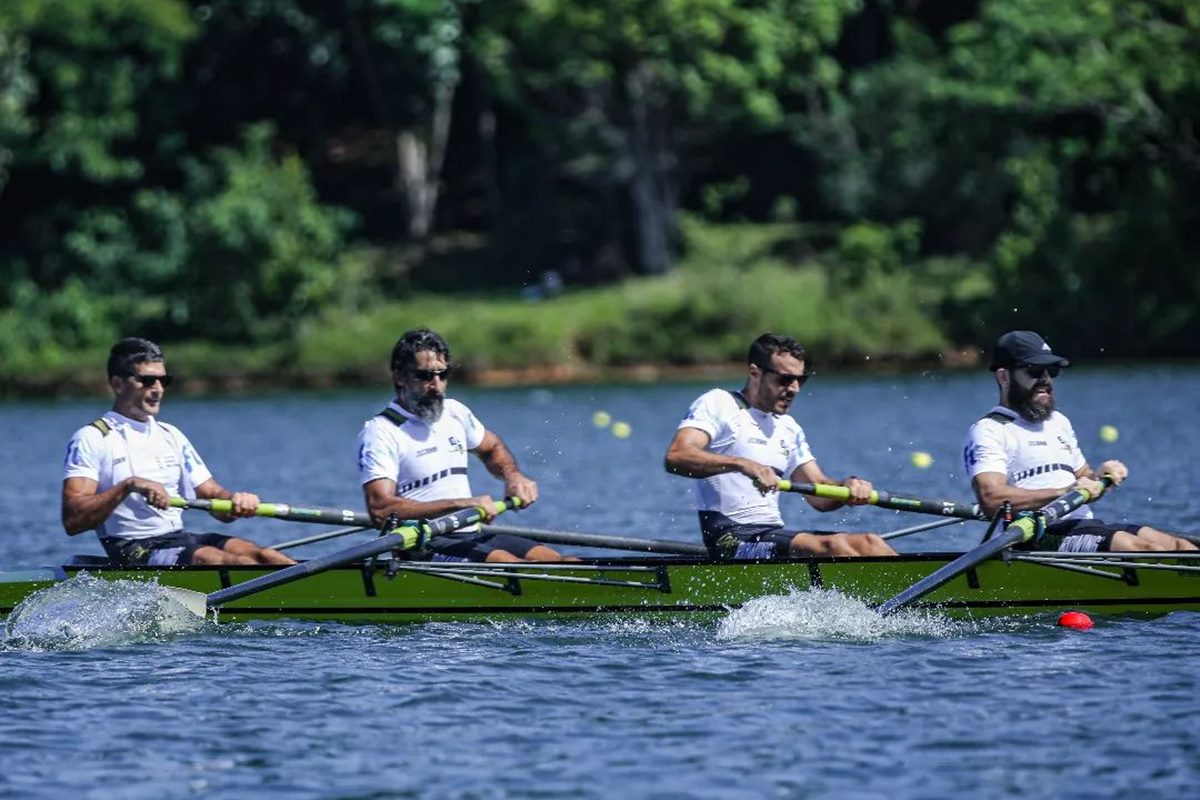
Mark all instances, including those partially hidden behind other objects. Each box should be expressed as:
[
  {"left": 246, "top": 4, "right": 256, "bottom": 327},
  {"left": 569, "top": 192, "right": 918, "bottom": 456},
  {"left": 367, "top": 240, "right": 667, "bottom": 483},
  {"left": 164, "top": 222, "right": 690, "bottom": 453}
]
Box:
[{"left": 2, "top": 220, "right": 988, "bottom": 396}]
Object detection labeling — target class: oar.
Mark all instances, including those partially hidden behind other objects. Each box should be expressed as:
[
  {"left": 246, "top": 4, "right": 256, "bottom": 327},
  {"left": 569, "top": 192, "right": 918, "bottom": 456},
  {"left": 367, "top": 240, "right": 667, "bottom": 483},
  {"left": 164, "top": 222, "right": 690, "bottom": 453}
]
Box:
[
  {"left": 165, "top": 498, "right": 521, "bottom": 617},
  {"left": 273, "top": 526, "right": 372, "bottom": 551},
  {"left": 881, "top": 517, "right": 965, "bottom": 541},
  {"left": 484, "top": 524, "right": 708, "bottom": 556},
  {"left": 170, "top": 499, "right": 372, "bottom": 551},
  {"left": 170, "top": 497, "right": 374, "bottom": 527},
  {"left": 777, "top": 480, "right": 985, "bottom": 521},
  {"left": 876, "top": 479, "right": 1112, "bottom": 617}
]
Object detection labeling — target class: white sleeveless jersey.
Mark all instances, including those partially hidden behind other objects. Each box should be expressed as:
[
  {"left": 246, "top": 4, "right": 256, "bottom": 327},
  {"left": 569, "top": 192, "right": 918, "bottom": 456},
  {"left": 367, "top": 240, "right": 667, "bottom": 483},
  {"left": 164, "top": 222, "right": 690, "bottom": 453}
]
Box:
[
  {"left": 62, "top": 412, "right": 213, "bottom": 539},
  {"left": 678, "top": 388, "right": 814, "bottom": 526},
  {"left": 357, "top": 399, "right": 486, "bottom": 505},
  {"left": 962, "top": 405, "right": 1091, "bottom": 520}
]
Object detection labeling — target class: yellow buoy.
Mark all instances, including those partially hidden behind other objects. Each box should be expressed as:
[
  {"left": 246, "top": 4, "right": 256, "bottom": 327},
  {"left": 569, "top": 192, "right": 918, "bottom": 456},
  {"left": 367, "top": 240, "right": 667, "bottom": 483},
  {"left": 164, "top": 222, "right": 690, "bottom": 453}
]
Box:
[{"left": 910, "top": 451, "right": 933, "bottom": 469}]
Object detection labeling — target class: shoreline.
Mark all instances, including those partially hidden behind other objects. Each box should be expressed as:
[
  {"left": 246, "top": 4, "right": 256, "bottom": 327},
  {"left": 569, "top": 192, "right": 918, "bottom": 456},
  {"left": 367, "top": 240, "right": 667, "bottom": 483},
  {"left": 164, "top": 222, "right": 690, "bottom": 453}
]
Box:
[{"left": 2, "top": 349, "right": 988, "bottom": 399}]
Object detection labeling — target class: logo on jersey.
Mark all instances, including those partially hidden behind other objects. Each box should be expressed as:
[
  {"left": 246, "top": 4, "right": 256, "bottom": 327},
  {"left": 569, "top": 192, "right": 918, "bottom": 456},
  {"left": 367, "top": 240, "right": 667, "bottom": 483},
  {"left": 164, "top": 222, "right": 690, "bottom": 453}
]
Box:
[
  {"left": 448, "top": 436, "right": 465, "bottom": 453},
  {"left": 64, "top": 442, "right": 83, "bottom": 469},
  {"left": 417, "top": 446, "right": 438, "bottom": 457},
  {"left": 154, "top": 454, "right": 180, "bottom": 471},
  {"left": 1056, "top": 435, "right": 1073, "bottom": 453}
]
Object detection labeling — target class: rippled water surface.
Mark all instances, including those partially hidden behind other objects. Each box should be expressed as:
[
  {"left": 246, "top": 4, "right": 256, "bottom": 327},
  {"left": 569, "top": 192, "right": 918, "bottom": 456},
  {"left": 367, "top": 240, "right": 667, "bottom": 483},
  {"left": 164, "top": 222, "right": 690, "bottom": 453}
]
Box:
[{"left": 3, "top": 367, "right": 1200, "bottom": 798}]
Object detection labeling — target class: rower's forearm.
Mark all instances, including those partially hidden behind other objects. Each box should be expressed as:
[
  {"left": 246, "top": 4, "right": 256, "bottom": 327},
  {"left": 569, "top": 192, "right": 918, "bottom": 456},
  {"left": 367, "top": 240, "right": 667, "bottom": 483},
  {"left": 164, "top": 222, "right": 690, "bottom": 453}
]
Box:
[
  {"left": 480, "top": 441, "right": 521, "bottom": 482},
  {"left": 978, "top": 485, "right": 1072, "bottom": 516},
  {"left": 807, "top": 496, "right": 843, "bottom": 512},
  {"left": 62, "top": 480, "right": 131, "bottom": 535},
  {"left": 367, "top": 496, "right": 477, "bottom": 527},
  {"left": 664, "top": 450, "right": 747, "bottom": 479}
]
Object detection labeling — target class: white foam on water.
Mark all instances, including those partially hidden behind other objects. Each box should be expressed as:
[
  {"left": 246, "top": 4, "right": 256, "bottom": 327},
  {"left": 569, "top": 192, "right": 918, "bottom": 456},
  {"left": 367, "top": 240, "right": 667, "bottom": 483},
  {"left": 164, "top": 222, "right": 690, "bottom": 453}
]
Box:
[
  {"left": 4, "top": 572, "right": 207, "bottom": 651},
  {"left": 716, "top": 587, "right": 964, "bottom": 642}
]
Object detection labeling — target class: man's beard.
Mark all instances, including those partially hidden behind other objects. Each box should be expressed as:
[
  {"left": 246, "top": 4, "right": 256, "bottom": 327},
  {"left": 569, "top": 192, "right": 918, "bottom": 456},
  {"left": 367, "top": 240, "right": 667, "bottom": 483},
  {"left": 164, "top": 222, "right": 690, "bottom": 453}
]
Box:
[
  {"left": 1010, "top": 379, "right": 1054, "bottom": 423},
  {"left": 402, "top": 387, "right": 444, "bottom": 422}
]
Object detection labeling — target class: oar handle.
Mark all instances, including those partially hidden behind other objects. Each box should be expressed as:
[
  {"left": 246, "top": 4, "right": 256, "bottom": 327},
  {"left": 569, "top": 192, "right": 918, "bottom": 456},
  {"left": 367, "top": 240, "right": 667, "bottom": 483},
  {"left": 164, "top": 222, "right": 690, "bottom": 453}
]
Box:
[
  {"left": 170, "top": 497, "right": 375, "bottom": 527},
  {"left": 876, "top": 477, "right": 1113, "bottom": 616},
  {"left": 777, "top": 480, "right": 985, "bottom": 521},
  {"left": 1002, "top": 477, "right": 1114, "bottom": 544},
  {"left": 393, "top": 497, "right": 525, "bottom": 548}
]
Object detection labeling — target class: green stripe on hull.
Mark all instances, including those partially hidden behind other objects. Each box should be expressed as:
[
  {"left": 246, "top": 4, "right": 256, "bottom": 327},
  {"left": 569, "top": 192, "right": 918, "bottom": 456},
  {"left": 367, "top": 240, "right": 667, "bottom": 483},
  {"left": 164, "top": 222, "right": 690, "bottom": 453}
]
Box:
[{"left": 2, "top": 554, "right": 1199, "bottom": 623}]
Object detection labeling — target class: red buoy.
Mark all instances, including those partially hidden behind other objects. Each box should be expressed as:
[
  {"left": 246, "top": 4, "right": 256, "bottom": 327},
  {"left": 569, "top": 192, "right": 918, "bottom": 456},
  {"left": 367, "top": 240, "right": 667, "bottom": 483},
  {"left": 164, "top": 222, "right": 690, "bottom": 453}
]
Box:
[{"left": 1058, "top": 611, "right": 1094, "bottom": 630}]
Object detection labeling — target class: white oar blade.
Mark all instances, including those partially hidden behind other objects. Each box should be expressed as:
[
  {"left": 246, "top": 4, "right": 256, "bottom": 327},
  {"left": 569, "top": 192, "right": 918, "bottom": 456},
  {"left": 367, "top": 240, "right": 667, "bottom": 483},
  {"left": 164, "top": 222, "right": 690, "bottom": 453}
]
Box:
[{"left": 161, "top": 586, "right": 208, "bottom": 618}]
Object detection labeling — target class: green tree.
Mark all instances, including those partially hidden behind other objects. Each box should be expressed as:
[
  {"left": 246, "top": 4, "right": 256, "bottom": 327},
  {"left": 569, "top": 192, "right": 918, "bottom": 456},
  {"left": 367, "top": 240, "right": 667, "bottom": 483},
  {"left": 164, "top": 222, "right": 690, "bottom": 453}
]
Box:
[
  {"left": 181, "top": 124, "right": 358, "bottom": 342},
  {"left": 472, "top": 0, "right": 860, "bottom": 274},
  {"left": 182, "top": 0, "right": 461, "bottom": 240},
  {"left": 815, "top": 0, "right": 1200, "bottom": 353},
  {"left": 0, "top": 0, "right": 196, "bottom": 358},
  {"left": 0, "top": 13, "right": 34, "bottom": 197},
  {"left": 7, "top": 0, "right": 194, "bottom": 184}
]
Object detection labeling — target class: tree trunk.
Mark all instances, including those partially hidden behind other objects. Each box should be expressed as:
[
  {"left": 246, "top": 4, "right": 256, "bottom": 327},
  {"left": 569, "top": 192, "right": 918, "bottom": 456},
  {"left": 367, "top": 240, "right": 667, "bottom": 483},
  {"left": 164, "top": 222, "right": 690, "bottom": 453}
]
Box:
[
  {"left": 625, "top": 66, "right": 674, "bottom": 274},
  {"left": 396, "top": 81, "right": 456, "bottom": 240}
]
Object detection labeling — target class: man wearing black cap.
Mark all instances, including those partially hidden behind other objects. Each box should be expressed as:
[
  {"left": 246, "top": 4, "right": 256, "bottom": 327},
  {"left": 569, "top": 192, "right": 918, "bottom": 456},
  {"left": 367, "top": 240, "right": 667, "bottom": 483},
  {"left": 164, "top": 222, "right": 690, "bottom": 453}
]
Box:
[{"left": 962, "top": 331, "right": 1196, "bottom": 553}]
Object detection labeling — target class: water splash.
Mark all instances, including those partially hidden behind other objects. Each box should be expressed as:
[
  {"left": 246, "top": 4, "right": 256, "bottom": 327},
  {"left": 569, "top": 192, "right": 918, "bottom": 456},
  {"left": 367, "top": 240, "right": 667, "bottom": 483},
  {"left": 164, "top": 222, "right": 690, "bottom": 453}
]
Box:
[
  {"left": 4, "top": 573, "right": 206, "bottom": 651},
  {"left": 716, "top": 587, "right": 964, "bottom": 642}
]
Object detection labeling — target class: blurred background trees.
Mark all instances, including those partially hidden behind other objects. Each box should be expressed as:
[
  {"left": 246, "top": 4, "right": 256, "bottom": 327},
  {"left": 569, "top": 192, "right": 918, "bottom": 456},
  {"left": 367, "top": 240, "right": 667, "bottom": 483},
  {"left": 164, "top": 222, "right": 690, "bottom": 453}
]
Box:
[{"left": 1, "top": 0, "right": 1197, "bottom": 379}]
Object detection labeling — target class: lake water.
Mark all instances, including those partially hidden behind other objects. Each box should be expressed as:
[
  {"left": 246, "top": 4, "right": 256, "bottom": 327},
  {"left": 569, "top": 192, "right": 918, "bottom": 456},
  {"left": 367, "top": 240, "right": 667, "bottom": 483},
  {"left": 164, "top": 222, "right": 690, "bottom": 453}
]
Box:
[{"left": 3, "top": 367, "right": 1199, "bottom": 798}]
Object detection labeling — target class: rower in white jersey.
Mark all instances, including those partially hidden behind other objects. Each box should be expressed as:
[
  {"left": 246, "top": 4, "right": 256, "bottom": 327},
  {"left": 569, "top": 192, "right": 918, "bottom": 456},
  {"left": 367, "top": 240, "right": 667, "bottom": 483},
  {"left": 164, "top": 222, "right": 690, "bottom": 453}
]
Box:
[
  {"left": 357, "top": 329, "right": 574, "bottom": 563},
  {"left": 61, "top": 338, "right": 295, "bottom": 567},
  {"left": 664, "top": 333, "right": 897, "bottom": 559},
  {"left": 963, "top": 330, "right": 1196, "bottom": 553}
]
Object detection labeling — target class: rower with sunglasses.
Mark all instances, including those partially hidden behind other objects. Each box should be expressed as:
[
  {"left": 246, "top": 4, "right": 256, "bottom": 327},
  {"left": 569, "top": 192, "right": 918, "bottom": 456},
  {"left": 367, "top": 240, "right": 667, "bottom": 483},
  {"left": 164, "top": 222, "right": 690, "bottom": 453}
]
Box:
[
  {"left": 61, "top": 337, "right": 295, "bottom": 566},
  {"left": 664, "top": 333, "right": 898, "bottom": 559},
  {"left": 357, "top": 329, "right": 572, "bottom": 562},
  {"left": 964, "top": 330, "right": 1196, "bottom": 553}
]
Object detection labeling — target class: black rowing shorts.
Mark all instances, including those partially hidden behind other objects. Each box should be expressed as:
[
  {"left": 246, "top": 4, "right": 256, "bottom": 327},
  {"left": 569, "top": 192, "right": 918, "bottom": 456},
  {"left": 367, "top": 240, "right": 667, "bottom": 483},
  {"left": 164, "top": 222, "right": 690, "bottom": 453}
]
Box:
[
  {"left": 699, "top": 511, "right": 843, "bottom": 560},
  {"left": 1033, "top": 519, "right": 1145, "bottom": 553},
  {"left": 426, "top": 531, "right": 541, "bottom": 563},
  {"left": 99, "top": 531, "right": 234, "bottom": 567}
]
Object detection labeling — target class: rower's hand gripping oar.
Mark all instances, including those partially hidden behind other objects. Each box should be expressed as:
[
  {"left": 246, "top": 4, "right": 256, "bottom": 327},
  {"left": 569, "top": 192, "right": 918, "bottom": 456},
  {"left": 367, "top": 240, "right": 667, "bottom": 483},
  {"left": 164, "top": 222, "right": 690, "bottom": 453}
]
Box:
[
  {"left": 165, "top": 498, "right": 522, "bottom": 617},
  {"left": 170, "top": 497, "right": 374, "bottom": 528},
  {"left": 875, "top": 478, "right": 1113, "bottom": 617},
  {"left": 777, "top": 480, "right": 985, "bottom": 521}
]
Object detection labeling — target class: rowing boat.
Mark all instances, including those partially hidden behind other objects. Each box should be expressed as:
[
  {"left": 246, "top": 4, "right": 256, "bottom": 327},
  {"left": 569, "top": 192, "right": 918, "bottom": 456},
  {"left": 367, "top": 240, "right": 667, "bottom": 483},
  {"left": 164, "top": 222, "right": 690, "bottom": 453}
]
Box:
[{"left": 4, "top": 548, "right": 1200, "bottom": 623}]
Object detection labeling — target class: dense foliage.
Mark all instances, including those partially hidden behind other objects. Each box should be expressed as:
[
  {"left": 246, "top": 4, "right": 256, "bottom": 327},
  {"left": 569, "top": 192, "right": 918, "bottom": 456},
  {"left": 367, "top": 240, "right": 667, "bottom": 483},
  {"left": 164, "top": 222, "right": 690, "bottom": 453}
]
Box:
[{"left": 1, "top": 0, "right": 1197, "bottom": 383}]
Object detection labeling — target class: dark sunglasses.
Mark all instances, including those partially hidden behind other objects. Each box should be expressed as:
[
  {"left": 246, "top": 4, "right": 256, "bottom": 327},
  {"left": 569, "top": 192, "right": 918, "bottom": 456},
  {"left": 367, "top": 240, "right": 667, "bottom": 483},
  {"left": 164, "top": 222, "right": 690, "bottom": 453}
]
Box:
[
  {"left": 408, "top": 367, "right": 451, "bottom": 382},
  {"left": 1016, "top": 364, "right": 1060, "bottom": 379},
  {"left": 128, "top": 373, "right": 174, "bottom": 388},
  {"left": 759, "top": 364, "right": 812, "bottom": 387}
]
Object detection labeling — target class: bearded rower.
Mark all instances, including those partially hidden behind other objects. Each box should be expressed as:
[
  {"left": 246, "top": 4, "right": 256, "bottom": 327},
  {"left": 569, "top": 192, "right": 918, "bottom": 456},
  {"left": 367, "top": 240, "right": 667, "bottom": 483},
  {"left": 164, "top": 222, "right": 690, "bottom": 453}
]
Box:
[
  {"left": 963, "top": 330, "right": 1196, "bottom": 553},
  {"left": 356, "top": 329, "right": 573, "bottom": 563}
]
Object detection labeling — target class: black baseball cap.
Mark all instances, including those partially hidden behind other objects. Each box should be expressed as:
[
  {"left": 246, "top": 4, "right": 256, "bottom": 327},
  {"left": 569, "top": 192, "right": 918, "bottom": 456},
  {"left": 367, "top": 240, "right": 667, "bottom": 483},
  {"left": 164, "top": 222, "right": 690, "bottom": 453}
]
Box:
[{"left": 989, "top": 331, "right": 1070, "bottom": 371}]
